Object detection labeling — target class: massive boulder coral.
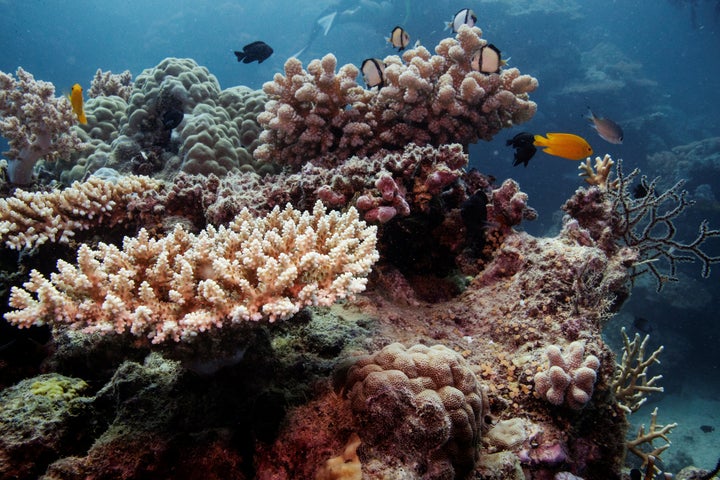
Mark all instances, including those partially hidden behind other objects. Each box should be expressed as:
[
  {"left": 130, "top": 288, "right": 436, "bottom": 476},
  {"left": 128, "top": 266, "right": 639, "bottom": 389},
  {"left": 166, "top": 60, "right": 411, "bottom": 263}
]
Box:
[
  {"left": 342, "top": 342, "right": 488, "bottom": 479},
  {"left": 5, "top": 201, "right": 379, "bottom": 344},
  {"left": 255, "top": 26, "right": 537, "bottom": 168}
]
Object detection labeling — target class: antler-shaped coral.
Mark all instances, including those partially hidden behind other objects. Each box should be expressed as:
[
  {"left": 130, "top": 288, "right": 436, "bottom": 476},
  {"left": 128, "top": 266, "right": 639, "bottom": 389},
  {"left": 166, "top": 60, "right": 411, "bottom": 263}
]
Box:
[{"left": 611, "top": 327, "right": 664, "bottom": 414}]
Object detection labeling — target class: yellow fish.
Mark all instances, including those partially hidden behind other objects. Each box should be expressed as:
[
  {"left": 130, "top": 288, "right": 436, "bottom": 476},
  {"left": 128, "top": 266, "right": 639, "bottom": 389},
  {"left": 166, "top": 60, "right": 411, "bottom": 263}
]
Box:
[
  {"left": 69, "top": 83, "right": 87, "bottom": 124},
  {"left": 533, "top": 133, "right": 593, "bottom": 161}
]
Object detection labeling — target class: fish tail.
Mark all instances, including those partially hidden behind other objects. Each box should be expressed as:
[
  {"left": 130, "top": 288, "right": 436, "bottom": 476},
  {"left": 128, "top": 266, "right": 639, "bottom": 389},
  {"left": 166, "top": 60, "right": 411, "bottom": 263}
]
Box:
[
  {"left": 78, "top": 112, "right": 87, "bottom": 124},
  {"left": 532, "top": 134, "right": 548, "bottom": 147}
]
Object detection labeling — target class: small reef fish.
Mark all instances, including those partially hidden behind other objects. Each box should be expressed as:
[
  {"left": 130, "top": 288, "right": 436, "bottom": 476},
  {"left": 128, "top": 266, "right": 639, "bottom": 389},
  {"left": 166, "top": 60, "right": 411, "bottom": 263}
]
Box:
[
  {"left": 387, "top": 26, "right": 410, "bottom": 51},
  {"left": 361, "top": 58, "right": 385, "bottom": 88},
  {"left": 69, "top": 83, "right": 87, "bottom": 124},
  {"left": 533, "top": 133, "right": 593, "bottom": 161},
  {"left": 506, "top": 132, "right": 537, "bottom": 167},
  {"left": 161, "top": 108, "right": 184, "bottom": 130},
  {"left": 448, "top": 8, "right": 477, "bottom": 32},
  {"left": 632, "top": 316, "right": 653, "bottom": 335},
  {"left": 234, "top": 41, "right": 273, "bottom": 64},
  {"left": 471, "top": 44, "right": 502, "bottom": 74},
  {"left": 461, "top": 190, "right": 490, "bottom": 255},
  {"left": 587, "top": 107, "right": 623, "bottom": 144},
  {"left": 507, "top": 132, "right": 593, "bottom": 166}
]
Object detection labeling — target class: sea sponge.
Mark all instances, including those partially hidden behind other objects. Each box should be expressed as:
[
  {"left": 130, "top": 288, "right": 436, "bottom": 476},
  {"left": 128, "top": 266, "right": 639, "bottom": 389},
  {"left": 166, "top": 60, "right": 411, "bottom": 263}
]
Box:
[{"left": 343, "top": 343, "right": 487, "bottom": 478}]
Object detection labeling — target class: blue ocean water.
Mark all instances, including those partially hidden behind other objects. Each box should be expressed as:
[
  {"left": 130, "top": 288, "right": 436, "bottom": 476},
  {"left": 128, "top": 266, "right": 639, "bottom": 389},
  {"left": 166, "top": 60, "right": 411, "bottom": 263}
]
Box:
[{"left": 1, "top": 0, "right": 719, "bottom": 472}]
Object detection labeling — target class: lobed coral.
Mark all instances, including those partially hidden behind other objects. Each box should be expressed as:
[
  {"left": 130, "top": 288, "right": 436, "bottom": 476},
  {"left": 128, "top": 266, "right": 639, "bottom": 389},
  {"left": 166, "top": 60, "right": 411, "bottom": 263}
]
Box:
[
  {"left": 255, "top": 26, "right": 537, "bottom": 168},
  {"left": 5, "top": 201, "right": 379, "bottom": 344},
  {"left": 0, "top": 67, "right": 86, "bottom": 184},
  {"left": 533, "top": 340, "right": 601, "bottom": 409},
  {"left": 342, "top": 342, "right": 488, "bottom": 478}
]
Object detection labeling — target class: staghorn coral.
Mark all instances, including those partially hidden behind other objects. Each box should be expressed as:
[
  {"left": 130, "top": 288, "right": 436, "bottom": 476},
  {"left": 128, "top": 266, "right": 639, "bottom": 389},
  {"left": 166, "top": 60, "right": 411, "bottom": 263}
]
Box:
[
  {"left": 88, "top": 69, "right": 133, "bottom": 101},
  {"left": 255, "top": 26, "right": 537, "bottom": 168},
  {"left": 342, "top": 342, "right": 488, "bottom": 478},
  {"left": 627, "top": 407, "right": 677, "bottom": 469},
  {"left": 578, "top": 154, "right": 619, "bottom": 190},
  {"left": 0, "top": 175, "right": 163, "bottom": 251},
  {"left": 0, "top": 67, "right": 86, "bottom": 184},
  {"left": 611, "top": 327, "right": 664, "bottom": 414},
  {"left": 533, "top": 340, "right": 600, "bottom": 409},
  {"left": 5, "top": 201, "right": 379, "bottom": 344}
]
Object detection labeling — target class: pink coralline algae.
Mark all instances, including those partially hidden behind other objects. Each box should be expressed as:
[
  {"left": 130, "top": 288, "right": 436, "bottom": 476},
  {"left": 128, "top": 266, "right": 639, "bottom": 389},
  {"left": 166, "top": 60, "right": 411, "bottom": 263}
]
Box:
[
  {"left": 255, "top": 25, "right": 537, "bottom": 168},
  {"left": 534, "top": 341, "right": 601, "bottom": 409},
  {"left": 0, "top": 67, "right": 86, "bottom": 184}
]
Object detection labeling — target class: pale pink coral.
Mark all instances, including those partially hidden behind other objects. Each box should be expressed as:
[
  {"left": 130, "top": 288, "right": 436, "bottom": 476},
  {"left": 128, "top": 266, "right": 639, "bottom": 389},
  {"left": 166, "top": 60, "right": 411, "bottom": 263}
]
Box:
[
  {"left": 534, "top": 341, "right": 601, "bottom": 409},
  {"left": 5, "top": 201, "right": 378, "bottom": 344},
  {"left": 0, "top": 68, "right": 86, "bottom": 184},
  {"left": 255, "top": 26, "right": 536, "bottom": 168}
]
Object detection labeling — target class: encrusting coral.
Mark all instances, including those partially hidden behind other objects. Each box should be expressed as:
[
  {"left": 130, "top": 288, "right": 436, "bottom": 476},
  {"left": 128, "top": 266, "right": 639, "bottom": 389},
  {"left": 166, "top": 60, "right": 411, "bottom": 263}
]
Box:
[
  {"left": 0, "top": 67, "right": 86, "bottom": 184},
  {"left": 5, "top": 201, "right": 379, "bottom": 344},
  {"left": 533, "top": 340, "right": 601, "bottom": 409},
  {"left": 255, "top": 25, "right": 537, "bottom": 168}
]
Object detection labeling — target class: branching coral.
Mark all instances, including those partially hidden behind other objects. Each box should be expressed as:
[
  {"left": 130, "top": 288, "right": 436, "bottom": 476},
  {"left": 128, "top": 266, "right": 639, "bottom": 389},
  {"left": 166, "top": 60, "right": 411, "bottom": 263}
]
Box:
[
  {"left": 0, "top": 67, "right": 86, "bottom": 184},
  {"left": 533, "top": 340, "right": 600, "bottom": 409},
  {"left": 5, "top": 201, "right": 378, "bottom": 344},
  {"left": 626, "top": 407, "right": 677, "bottom": 468},
  {"left": 0, "top": 175, "right": 163, "bottom": 251},
  {"left": 88, "top": 69, "right": 133, "bottom": 101},
  {"left": 563, "top": 156, "right": 720, "bottom": 290},
  {"left": 611, "top": 327, "right": 664, "bottom": 414},
  {"left": 255, "top": 26, "right": 537, "bottom": 168}
]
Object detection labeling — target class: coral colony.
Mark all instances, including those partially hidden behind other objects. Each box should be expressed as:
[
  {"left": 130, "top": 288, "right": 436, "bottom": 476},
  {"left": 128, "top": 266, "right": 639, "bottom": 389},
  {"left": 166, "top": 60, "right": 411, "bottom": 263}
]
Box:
[{"left": 0, "top": 25, "right": 718, "bottom": 480}]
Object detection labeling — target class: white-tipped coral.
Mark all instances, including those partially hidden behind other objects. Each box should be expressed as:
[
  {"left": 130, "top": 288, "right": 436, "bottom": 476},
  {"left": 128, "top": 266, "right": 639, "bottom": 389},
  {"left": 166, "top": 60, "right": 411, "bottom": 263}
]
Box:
[
  {"left": 534, "top": 340, "right": 600, "bottom": 409},
  {"left": 5, "top": 201, "right": 379, "bottom": 344}
]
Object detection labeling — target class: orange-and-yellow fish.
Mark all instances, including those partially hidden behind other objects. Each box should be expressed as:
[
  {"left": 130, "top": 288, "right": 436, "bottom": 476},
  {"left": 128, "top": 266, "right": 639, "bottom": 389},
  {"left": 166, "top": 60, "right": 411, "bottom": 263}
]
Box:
[
  {"left": 533, "top": 133, "right": 593, "bottom": 160},
  {"left": 507, "top": 132, "right": 593, "bottom": 166},
  {"left": 69, "top": 83, "right": 87, "bottom": 124}
]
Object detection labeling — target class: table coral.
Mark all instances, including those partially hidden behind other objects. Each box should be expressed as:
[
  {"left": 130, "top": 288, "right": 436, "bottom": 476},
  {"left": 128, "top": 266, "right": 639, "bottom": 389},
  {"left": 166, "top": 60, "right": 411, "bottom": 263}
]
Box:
[
  {"left": 255, "top": 26, "right": 537, "bottom": 168},
  {"left": 5, "top": 201, "right": 379, "bottom": 344},
  {"left": 0, "top": 67, "right": 86, "bottom": 184}
]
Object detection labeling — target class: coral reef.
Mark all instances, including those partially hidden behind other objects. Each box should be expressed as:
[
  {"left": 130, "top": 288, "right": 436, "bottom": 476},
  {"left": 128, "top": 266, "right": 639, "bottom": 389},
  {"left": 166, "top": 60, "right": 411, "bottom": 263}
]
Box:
[
  {"left": 611, "top": 328, "right": 664, "bottom": 414},
  {"left": 0, "top": 67, "right": 86, "bottom": 184},
  {"left": 5, "top": 201, "right": 378, "bottom": 344},
  {"left": 533, "top": 340, "right": 601, "bottom": 409},
  {"left": 341, "top": 342, "right": 488, "bottom": 478},
  {"left": 87, "top": 68, "right": 133, "bottom": 101},
  {"left": 563, "top": 157, "right": 720, "bottom": 290},
  {"left": 255, "top": 26, "right": 537, "bottom": 168},
  {"left": 0, "top": 175, "right": 162, "bottom": 250}
]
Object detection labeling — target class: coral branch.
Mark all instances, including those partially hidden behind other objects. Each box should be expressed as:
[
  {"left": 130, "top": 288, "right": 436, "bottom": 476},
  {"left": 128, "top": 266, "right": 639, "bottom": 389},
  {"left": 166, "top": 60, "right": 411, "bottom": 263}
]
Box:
[
  {"left": 611, "top": 327, "right": 664, "bottom": 414},
  {"left": 5, "top": 201, "right": 378, "bottom": 344},
  {"left": 0, "top": 68, "right": 86, "bottom": 184},
  {"left": 626, "top": 407, "right": 677, "bottom": 468}
]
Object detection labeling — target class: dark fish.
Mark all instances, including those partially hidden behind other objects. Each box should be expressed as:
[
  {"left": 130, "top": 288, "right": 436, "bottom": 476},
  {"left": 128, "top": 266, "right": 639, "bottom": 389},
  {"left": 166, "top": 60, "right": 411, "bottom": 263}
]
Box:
[
  {"left": 448, "top": 8, "right": 477, "bottom": 32},
  {"left": 587, "top": 107, "right": 624, "bottom": 144},
  {"left": 470, "top": 44, "right": 502, "bottom": 74},
  {"left": 701, "top": 425, "right": 715, "bottom": 433},
  {"left": 234, "top": 41, "right": 273, "bottom": 64},
  {"left": 461, "top": 190, "right": 489, "bottom": 255},
  {"left": 361, "top": 58, "right": 385, "bottom": 88},
  {"left": 629, "top": 469, "right": 641, "bottom": 480},
  {"left": 506, "top": 132, "right": 537, "bottom": 167},
  {"left": 632, "top": 316, "right": 653, "bottom": 335},
  {"left": 161, "top": 108, "right": 184, "bottom": 130},
  {"left": 388, "top": 26, "right": 410, "bottom": 51}
]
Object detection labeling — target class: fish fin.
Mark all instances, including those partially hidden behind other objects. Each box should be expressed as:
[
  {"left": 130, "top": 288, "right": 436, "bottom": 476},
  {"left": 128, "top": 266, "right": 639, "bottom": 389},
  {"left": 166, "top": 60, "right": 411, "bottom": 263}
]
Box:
[
  {"left": 317, "top": 12, "right": 336, "bottom": 36},
  {"left": 233, "top": 51, "right": 245, "bottom": 62},
  {"left": 532, "top": 134, "right": 549, "bottom": 147}
]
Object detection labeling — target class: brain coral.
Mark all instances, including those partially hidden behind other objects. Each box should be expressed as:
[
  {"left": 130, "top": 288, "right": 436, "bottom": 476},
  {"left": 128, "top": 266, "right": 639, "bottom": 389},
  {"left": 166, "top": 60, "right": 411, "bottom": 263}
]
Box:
[{"left": 343, "top": 343, "right": 488, "bottom": 478}]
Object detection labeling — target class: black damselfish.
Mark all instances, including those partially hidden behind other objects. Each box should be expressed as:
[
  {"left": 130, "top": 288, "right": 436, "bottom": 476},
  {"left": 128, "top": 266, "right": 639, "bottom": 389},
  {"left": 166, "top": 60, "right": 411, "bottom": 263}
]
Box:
[
  {"left": 506, "top": 132, "right": 537, "bottom": 167},
  {"left": 234, "top": 41, "right": 274, "bottom": 64}
]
